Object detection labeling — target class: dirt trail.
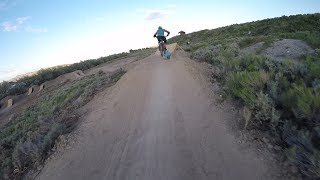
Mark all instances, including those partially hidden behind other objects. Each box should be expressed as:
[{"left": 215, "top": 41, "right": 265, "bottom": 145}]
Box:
[{"left": 36, "top": 51, "right": 274, "bottom": 180}]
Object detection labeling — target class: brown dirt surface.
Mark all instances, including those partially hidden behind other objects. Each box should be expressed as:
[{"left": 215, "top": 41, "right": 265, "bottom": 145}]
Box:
[{"left": 35, "top": 50, "right": 283, "bottom": 180}]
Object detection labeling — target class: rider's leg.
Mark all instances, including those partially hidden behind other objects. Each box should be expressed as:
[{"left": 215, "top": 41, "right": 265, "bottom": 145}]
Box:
[
  {"left": 157, "top": 37, "right": 162, "bottom": 55},
  {"left": 163, "top": 37, "right": 167, "bottom": 50}
]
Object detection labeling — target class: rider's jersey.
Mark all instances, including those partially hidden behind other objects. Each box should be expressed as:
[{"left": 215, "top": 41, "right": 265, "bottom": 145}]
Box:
[{"left": 156, "top": 29, "right": 165, "bottom": 36}]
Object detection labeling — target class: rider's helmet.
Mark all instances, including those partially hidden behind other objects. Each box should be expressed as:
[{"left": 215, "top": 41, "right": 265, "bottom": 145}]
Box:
[{"left": 158, "top": 26, "right": 162, "bottom": 29}]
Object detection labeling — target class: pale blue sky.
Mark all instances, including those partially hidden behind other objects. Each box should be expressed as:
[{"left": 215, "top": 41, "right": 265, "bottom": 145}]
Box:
[{"left": 1, "top": 0, "right": 319, "bottom": 81}]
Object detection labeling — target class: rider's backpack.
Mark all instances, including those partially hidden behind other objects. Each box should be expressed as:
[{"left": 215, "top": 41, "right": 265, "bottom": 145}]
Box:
[{"left": 165, "top": 50, "right": 171, "bottom": 59}]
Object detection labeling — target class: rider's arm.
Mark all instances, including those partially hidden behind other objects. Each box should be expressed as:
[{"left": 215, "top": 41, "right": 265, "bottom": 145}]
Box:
[
  {"left": 153, "top": 32, "right": 157, "bottom": 37},
  {"left": 164, "top": 29, "right": 170, "bottom": 36}
]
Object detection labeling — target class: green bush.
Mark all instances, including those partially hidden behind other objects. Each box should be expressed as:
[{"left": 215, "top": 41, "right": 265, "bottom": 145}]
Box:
[
  {"left": 218, "top": 56, "right": 241, "bottom": 73},
  {"left": 305, "top": 56, "right": 320, "bottom": 82},
  {"left": 225, "top": 70, "right": 269, "bottom": 107},
  {"left": 221, "top": 43, "right": 240, "bottom": 59},
  {"left": 281, "top": 85, "right": 320, "bottom": 122},
  {"left": 283, "top": 123, "right": 320, "bottom": 178},
  {"left": 252, "top": 92, "right": 277, "bottom": 129},
  {"left": 0, "top": 82, "right": 10, "bottom": 100},
  {"left": 191, "top": 45, "right": 222, "bottom": 63},
  {"left": 280, "top": 31, "right": 320, "bottom": 48},
  {"left": 240, "top": 53, "right": 266, "bottom": 71},
  {"left": 238, "top": 36, "right": 272, "bottom": 48},
  {"left": 281, "top": 60, "right": 308, "bottom": 80},
  {"left": 239, "top": 37, "right": 258, "bottom": 48},
  {"left": 266, "top": 77, "right": 281, "bottom": 101}
]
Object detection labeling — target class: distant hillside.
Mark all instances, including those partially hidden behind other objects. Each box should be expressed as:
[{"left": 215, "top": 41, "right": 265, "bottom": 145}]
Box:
[
  {"left": 169, "top": 13, "right": 320, "bottom": 50},
  {"left": 9, "top": 64, "right": 71, "bottom": 82},
  {"left": 0, "top": 48, "right": 155, "bottom": 100},
  {"left": 9, "top": 72, "right": 37, "bottom": 82}
]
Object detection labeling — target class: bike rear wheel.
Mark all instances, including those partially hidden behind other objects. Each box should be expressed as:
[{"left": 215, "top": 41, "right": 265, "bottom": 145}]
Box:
[{"left": 159, "top": 42, "right": 165, "bottom": 57}]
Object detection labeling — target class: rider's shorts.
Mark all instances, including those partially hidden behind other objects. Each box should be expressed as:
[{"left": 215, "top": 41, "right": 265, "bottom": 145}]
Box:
[{"left": 157, "top": 36, "right": 167, "bottom": 43}]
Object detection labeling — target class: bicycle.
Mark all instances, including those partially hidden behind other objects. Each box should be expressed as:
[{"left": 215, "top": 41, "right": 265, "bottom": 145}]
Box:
[
  {"left": 158, "top": 40, "right": 166, "bottom": 57},
  {"left": 154, "top": 34, "right": 170, "bottom": 59}
]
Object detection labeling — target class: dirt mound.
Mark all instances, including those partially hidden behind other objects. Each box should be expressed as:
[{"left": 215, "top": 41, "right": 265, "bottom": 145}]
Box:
[
  {"left": 0, "top": 70, "right": 86, "bottom": 126},
  {"left": 58, "top": 70, "right": 84, "bottom": 83},
  {"left": 0, "top": 95, "right": 26, "bottom": 110},
  {"left": 27, "top": 85, "right": 40, "bottom": 95},
  {"left": 7, "top": 99, "right": 13, "bottom": 107},
  {"left": 265, "top": 39, "right": 315, "bottom": 60},
  {"left": 0, "top": 96, "right": 14, "bottom": 109},
  {"left": 42, "top": 70, "right": 85, "bottom": 90},
  {"left": 39, "top": 84, "right": 45, "bottom": 91}
]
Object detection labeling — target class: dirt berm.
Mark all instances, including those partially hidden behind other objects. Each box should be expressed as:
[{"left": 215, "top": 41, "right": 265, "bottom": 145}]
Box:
[{"left": 36, "top": 51, "right": 278, "bottom": 180}]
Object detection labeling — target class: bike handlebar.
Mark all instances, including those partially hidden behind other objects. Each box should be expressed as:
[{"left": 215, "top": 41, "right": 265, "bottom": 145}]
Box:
[{"left": 154, "top": 34, "right": 170, "bottom": 38}]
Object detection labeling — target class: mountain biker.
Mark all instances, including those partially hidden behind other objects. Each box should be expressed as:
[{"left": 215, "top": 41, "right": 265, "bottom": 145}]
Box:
[{"left": 153, "top": 26, "right": 170, "bottom": 50}]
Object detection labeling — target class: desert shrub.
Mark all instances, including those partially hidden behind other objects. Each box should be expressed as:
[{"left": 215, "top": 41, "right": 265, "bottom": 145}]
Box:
[
  {"left": 313, "top": 79, "right": 320, "bottom": 89},
  {"left": 6, "top": 82, "right": 27, "bottom": 96},
  {"left": 282, "top": 123, "right": 320, "bottom": 178},
  {"left": 252, "top": 92, "right": 278, "bottom": 129},
  {"left": 12, "top": 140, "right": 42, "bottom": 170},
  {"left": 281, "top": 85, "right": 320, "bottom": 123},
  {"left": 225, "top": 70, "right": 269, "bottom": 107},
  {"left": 281, "top": 60, "right": 308, "bottom": 80},
  {"left": 239, "top": 37, "right": 257, "bottom": 48},
  {"left": 212, "top": 54, "right": 242, "bottom": 80},
  {"left": 221, "top": 43, "right": 240, "bottom": 58},
  {"left": 244, "top": 92, "right": 278, "bottom": 130},
  {"left": 189, "top": 42, "right": 210, "bottom": 52},
  {"left": 218, "top": 56, "right": 241, "bottom": 73},
  {"left": 273, "top": 59, "right": 306, "bottom": 77},
  {"left": 239, "top": 35, "right": 274, "bottom": 47},
  {"left": 304, "top": 56, "right": 320, "bottom": 82},
  {"left": 0, "top": 81, "right": 10, "bottom": 100},
  {"left": 264, "top": 58, "right": 309, "bottom": 85},
  {"left": 281, "top": 31, "right": 320, "bottom": 48},
  {"left": 266, "top": 73, "right": 283, "bottom": 101},
  {"left": 266, "top": 80, "right": 278, "bottom": 99},
  {"left": 240, "top": 53, "right": 266, "bottom": 71},
  {"left": 191, "top": 45, "right": 222, "bottom": 63}
]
